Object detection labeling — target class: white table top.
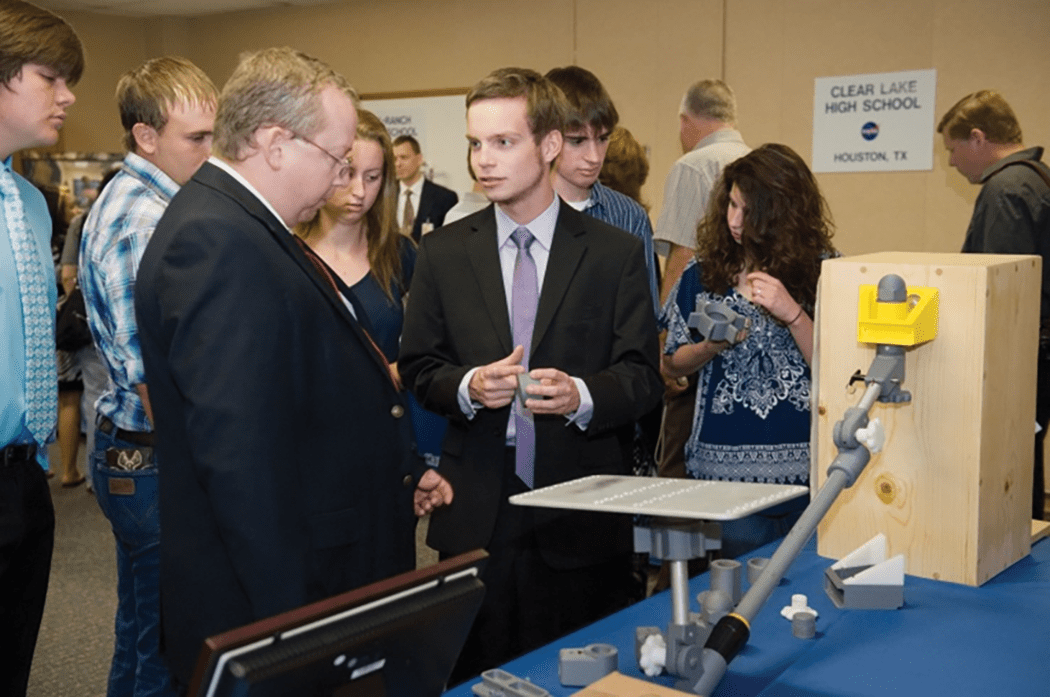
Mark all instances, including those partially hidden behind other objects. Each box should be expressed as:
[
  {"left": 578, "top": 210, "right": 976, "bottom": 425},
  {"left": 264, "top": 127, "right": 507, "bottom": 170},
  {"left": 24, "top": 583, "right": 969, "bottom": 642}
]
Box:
[{"left": 509, "top": 475, "right": 809, "bottom": 521}]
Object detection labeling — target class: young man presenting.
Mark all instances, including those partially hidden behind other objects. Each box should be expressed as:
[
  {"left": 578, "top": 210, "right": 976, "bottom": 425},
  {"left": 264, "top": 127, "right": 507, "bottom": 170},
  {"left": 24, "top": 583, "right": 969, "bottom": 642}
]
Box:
[
  {"left": 80, "top": 56, "right": 218, "bottom": 697},
  {"left": 0, "top": 3, "right": 83, "bottom": 694},
  {"left": 400, "top": 67, "right": 662, "bottom": 682},
  {"left": 545, "top": 65, "right": 659, "bottom": 311},
  {"left": 938, "top": 90, "right": 1050, "bottom": 521}
]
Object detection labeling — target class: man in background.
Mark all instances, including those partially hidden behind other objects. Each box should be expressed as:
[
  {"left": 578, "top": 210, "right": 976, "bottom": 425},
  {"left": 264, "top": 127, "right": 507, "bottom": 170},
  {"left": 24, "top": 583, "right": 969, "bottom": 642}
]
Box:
[
  {"left": 400, "top": 67, "right": 661, "bottom": 682},
  {"left": 0, "top": 3, "right": 83, "bottom": 694},
  {"left": 393, "top": 133, "right": 458, "bottom": 239},
  {"left": 653, "top": 79, "right": 749, "bottom": 481},
  {"left": 545, "top": 65, "right": 659, "bottom": 312},
  {"left": 135, "top": 48, "right": 450, "bottom": 691},
  {"left": 938, "top": 90, "right": 1049, "bottom": 521},
  {"left": 80, "top": 56, "right": 218, "bottom": 696}
]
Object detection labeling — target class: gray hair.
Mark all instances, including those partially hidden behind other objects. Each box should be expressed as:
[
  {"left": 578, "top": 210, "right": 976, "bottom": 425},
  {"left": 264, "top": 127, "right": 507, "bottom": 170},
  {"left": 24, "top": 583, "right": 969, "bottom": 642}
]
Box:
[
  {"left": 680, "top": 79, "right": 737, "bottom": 125},
  {"left": 213, "top": 47, "right": 358, "bottom": 161}
]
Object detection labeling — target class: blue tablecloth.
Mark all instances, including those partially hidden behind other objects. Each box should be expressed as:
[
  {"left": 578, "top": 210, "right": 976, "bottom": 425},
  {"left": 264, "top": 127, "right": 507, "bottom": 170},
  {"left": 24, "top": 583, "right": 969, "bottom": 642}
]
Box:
[{"left": 443, "top": 537, "right": 1050, "bottom": 696}]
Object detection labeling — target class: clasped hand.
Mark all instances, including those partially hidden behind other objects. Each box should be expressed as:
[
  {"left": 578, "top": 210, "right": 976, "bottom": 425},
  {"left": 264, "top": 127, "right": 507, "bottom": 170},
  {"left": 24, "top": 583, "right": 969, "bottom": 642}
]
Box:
[
  {"left": 746, "top": 271, "right": 802, "bottom": 324},
  {"left": 468, "top": 345, "right": 580, "bottom": 415},
  {"left": 413, "top": 468, "right": 453, "bottom": 516}
]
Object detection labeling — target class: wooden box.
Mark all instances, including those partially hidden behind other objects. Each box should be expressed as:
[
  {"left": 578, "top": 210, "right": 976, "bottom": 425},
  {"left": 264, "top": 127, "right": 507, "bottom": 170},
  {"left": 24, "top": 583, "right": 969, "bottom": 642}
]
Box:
[{"left": 814, "top": 252, "right": 1040, "bottom": 586}]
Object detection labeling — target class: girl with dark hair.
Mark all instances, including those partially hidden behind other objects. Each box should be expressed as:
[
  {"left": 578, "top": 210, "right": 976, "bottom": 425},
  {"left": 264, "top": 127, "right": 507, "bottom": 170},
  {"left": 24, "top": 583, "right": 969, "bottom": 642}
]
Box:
[
  {"left": 661, "top": 143, "right": 838, "bottom": 556},
  {"left": 297, "top": 109, "right": 446, "bottom": 463}
]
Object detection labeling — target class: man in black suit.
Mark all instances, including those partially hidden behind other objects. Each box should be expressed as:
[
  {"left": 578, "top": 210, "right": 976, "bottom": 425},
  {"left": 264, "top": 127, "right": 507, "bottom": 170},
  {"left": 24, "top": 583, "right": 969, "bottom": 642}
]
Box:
[
  {"left": 399, "top": 67, "right": 662, "bottom": 682},
  {"left": 135, "top": 47, "right": 451, "bottom": 691},
  {"left": 393, "top": 134, "right": 458, "bottom": 240}
]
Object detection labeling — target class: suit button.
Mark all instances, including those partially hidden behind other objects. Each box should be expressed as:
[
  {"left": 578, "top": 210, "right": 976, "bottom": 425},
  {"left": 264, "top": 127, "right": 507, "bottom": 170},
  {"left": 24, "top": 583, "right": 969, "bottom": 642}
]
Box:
[
  {"left": 391, "top": 405, "right": 405, "bottom": 418},
  {"left": 402, "top": 475, "right": 413, "bottom": 488}
]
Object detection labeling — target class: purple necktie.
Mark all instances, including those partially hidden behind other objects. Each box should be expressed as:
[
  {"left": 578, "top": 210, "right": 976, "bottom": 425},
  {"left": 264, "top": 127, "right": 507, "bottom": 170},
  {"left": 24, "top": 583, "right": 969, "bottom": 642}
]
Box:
[{"left": 511, "top": 227, "right": 537, "bottom": 488}]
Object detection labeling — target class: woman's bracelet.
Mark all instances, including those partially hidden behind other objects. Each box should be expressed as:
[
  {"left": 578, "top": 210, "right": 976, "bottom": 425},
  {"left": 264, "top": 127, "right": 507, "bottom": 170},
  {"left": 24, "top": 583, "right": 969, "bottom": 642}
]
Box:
[{"left": 787, "top": 306, "right": 805, "bottom": 326}]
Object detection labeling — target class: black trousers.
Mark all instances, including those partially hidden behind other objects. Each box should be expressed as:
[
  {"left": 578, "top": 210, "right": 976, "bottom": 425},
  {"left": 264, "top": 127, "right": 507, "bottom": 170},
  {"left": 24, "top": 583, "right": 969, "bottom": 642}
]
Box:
[
  {"left": 0, "top": 451, "right": 55, "bottom": 697},
  {"left": 445, "top": 449, "right": 633, "bottom": 687}
]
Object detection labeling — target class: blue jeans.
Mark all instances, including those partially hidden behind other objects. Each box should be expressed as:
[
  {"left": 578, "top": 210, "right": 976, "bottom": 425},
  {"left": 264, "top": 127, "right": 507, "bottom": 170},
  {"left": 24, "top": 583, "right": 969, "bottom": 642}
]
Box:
[
  {"left": 77, "top": 346, "right": 107, "bottom": 489},
  {"left": 92, "top": 424, "right": 176, "bottom": 697}
]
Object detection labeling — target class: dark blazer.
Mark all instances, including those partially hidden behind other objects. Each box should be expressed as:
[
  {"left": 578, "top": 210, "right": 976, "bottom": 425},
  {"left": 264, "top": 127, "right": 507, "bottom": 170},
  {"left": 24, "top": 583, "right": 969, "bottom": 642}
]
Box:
[
  {"left": 410, "top": 178, "right": 459, "bottom": 241},
  {"left": 399, "top": 202, "right": 662, "bottom": 570},
  {"left": 135, "top": 162, "right": 423, "bottom": 686}
]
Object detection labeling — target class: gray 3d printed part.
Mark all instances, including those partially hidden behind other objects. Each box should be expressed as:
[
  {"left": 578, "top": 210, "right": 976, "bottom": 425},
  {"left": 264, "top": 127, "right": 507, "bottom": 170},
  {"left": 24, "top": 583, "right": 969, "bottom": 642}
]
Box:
[
  {"left": 558, "top": 644, "right": 618, "bottom": 687},
  {"left": 516, "top": 373, "right": 543, "bottom": 407},
  {"left": 634, "top": 520, "right": 721, "bottom": 560},
  {"left": 791, "top": 611, "right": 816, "bottom": 639},
  {"left": 708, "top": 559, "right": 742, "bottom": 604},
  {"left": 687, "top": 298, "right": 749, "bottom": 344},
  {"left": 471, "top": 669, "right": 551, "bottom": 697},
  {"left": 746, "top": 557, "right": 769, "bottom": 585},
  {"left": 697, "top": 589, "right": 733, "bottom": 626},
  {"left": 824, "top": 533, "right": 905, "bottom": 610}
]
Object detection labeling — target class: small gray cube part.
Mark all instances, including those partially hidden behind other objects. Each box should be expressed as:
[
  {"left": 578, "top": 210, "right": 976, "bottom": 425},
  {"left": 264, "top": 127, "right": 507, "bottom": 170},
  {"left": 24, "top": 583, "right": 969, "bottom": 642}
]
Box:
[
  {"left": 558, "top": 643, "right": 618, "bottom": 686},
  {"left": 472, "top": 669, "right": 551, "bottom": 697},
  {"left": 517, "top": 373, "right": 543, "bottom": 407}
]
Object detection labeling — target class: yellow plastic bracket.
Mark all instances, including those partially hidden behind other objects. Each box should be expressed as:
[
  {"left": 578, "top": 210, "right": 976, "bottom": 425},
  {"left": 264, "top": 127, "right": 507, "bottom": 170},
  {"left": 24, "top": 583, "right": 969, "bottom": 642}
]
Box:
[{"left": 857, "top": 285, "right": 939, "bottom": 346}]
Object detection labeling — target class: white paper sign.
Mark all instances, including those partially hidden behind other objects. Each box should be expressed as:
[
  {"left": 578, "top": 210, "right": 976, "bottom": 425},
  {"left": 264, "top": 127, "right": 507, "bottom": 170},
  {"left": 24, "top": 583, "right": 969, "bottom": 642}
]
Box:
[
  {"left": 812, "top": 68, "right": 937, "bottom": 173},
  {"left": 361, "top": 94, "right": 470, "bottom": 193}
]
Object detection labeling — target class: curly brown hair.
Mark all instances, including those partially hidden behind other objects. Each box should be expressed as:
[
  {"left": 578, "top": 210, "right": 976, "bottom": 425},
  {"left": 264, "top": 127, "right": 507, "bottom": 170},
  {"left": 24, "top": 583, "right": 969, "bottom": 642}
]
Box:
[{"left": 695, "top": 143, "right": 835, "bottom": 309}]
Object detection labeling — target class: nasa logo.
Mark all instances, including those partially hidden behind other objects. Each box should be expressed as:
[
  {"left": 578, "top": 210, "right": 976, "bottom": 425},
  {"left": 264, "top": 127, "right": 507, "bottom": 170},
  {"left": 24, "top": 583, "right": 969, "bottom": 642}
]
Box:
[{"left": 861, "top": 122, "right": 879, "bottom": 141}]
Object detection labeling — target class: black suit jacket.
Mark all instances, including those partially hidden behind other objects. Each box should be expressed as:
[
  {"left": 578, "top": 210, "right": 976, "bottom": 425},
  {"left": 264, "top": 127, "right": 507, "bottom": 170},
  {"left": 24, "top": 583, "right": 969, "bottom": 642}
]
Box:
[
  {"left": 135, "top": 162, "right": 423, "bottom": 685},
  {"left": 409, "top": 178, "right": 459, "bottom": 241},
  {"left": 399, "top": 202, "right": 662, "bottom": 570}
]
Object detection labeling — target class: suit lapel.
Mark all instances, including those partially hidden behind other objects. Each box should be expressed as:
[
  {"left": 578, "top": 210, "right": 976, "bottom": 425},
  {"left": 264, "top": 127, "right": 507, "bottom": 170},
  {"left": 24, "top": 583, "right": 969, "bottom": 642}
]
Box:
[
  {"left": 533, "top": 205, "right": 586, "bottom": 355},
  {"left": 465, "top": 211, "right": 513, "bottom": 356},
  {"left": 195, "top": 163, "right": 396, "bottom": 384}
]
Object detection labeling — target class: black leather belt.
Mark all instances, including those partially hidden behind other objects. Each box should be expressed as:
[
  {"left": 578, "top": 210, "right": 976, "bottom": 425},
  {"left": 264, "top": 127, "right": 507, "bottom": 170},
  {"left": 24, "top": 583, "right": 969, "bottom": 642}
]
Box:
[
  {"left": 98, "top": 416, "right": 154, "bottom": 447},
  {"left": 1, "top": 443, "right": 37, "bottom": 467}
]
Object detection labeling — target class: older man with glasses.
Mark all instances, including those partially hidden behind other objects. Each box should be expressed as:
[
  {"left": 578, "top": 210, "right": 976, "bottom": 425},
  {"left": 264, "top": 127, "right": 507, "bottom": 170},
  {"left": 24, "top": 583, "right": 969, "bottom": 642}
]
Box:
[{"left": 134, "top": 47, "right": 451, "bottom": 693}]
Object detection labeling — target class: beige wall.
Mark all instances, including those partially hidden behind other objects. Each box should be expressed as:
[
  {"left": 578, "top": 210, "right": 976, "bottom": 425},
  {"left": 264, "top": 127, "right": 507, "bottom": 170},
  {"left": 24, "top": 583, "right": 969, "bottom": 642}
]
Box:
[
  {"left": 53, "top": 0, "right": 725, "bottom": 216},
  {"left": 726, "top": 0, "right": 1050, "bottom": 256},
  {"left": 51, "top": 0, "right": 1049, "bottom": 256},
  {"left": 52, "top": 11, "right": 152, "bottom": 153},
  {"left": 44, "top": 0, "right": 1050, "bottom": 491}
]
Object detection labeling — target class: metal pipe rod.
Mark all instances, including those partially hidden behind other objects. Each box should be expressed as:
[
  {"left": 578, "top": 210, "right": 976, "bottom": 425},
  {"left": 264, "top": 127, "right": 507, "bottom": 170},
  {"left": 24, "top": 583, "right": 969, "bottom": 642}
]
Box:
[
  {"left": 670, "top": 560, "right": 690, "bottom": 626},
  {"left": 734, "top": 468, "right": 850, "bottom": 621}
]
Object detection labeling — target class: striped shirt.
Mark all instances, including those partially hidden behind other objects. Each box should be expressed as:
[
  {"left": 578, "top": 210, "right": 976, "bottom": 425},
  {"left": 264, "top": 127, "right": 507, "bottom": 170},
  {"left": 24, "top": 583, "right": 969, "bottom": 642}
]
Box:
[
  {"left": 80, "top": 152, "right": 178, "bottom": 432},
  {"left": 584, "top": 180, "right": 659, "bottom": 312}
]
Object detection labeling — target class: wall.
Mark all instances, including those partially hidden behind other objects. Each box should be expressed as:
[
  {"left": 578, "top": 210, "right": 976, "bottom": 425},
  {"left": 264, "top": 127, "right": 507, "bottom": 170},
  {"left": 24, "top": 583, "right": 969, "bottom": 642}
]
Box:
[
  {"left": 50, "top": 0, "right": 724, "bottom": 216},
  {"left": 178, "top": 0, "right": 723, "bottom": 217},
  {"left": 50, "top": 11, "right": 152, "bottom": 153},
  {"left": 726, "top": 0, "right": 1050, "bottom": 255},
  {"left": 42, "top": 0, "right": 1050, "bottom": 491},
  {"left": 51, "top": 0, "right": 1049, "bottom": 254}
]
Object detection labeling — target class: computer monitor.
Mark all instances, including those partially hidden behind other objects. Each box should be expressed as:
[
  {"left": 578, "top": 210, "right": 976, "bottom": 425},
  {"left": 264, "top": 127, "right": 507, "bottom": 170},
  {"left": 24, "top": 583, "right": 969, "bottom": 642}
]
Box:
[{"left": 189, "top": 549, "right": 487, "bottom": 697}]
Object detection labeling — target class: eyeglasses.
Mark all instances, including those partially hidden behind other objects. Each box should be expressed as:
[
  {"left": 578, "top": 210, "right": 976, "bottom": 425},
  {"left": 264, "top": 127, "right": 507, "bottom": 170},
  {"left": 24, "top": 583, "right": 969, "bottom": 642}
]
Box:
[{"left": 294, "top": 133, "right": 351, "bottom": 180}]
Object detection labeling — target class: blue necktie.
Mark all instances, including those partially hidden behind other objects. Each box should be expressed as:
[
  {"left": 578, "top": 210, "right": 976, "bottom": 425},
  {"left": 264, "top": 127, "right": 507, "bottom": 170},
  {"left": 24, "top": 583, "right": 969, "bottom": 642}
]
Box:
[
  {"left": 1, "top": 168, "right": 57, "bottom": 446},
  {"left": 511, "top": 227, "right": 537, "bottom": 488}
]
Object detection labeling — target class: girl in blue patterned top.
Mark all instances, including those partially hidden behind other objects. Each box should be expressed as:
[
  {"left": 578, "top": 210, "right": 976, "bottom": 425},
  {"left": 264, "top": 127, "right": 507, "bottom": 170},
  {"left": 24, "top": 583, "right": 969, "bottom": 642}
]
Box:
[{"left": 661, "top": 143, "right": 837, "bottom": 556}]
